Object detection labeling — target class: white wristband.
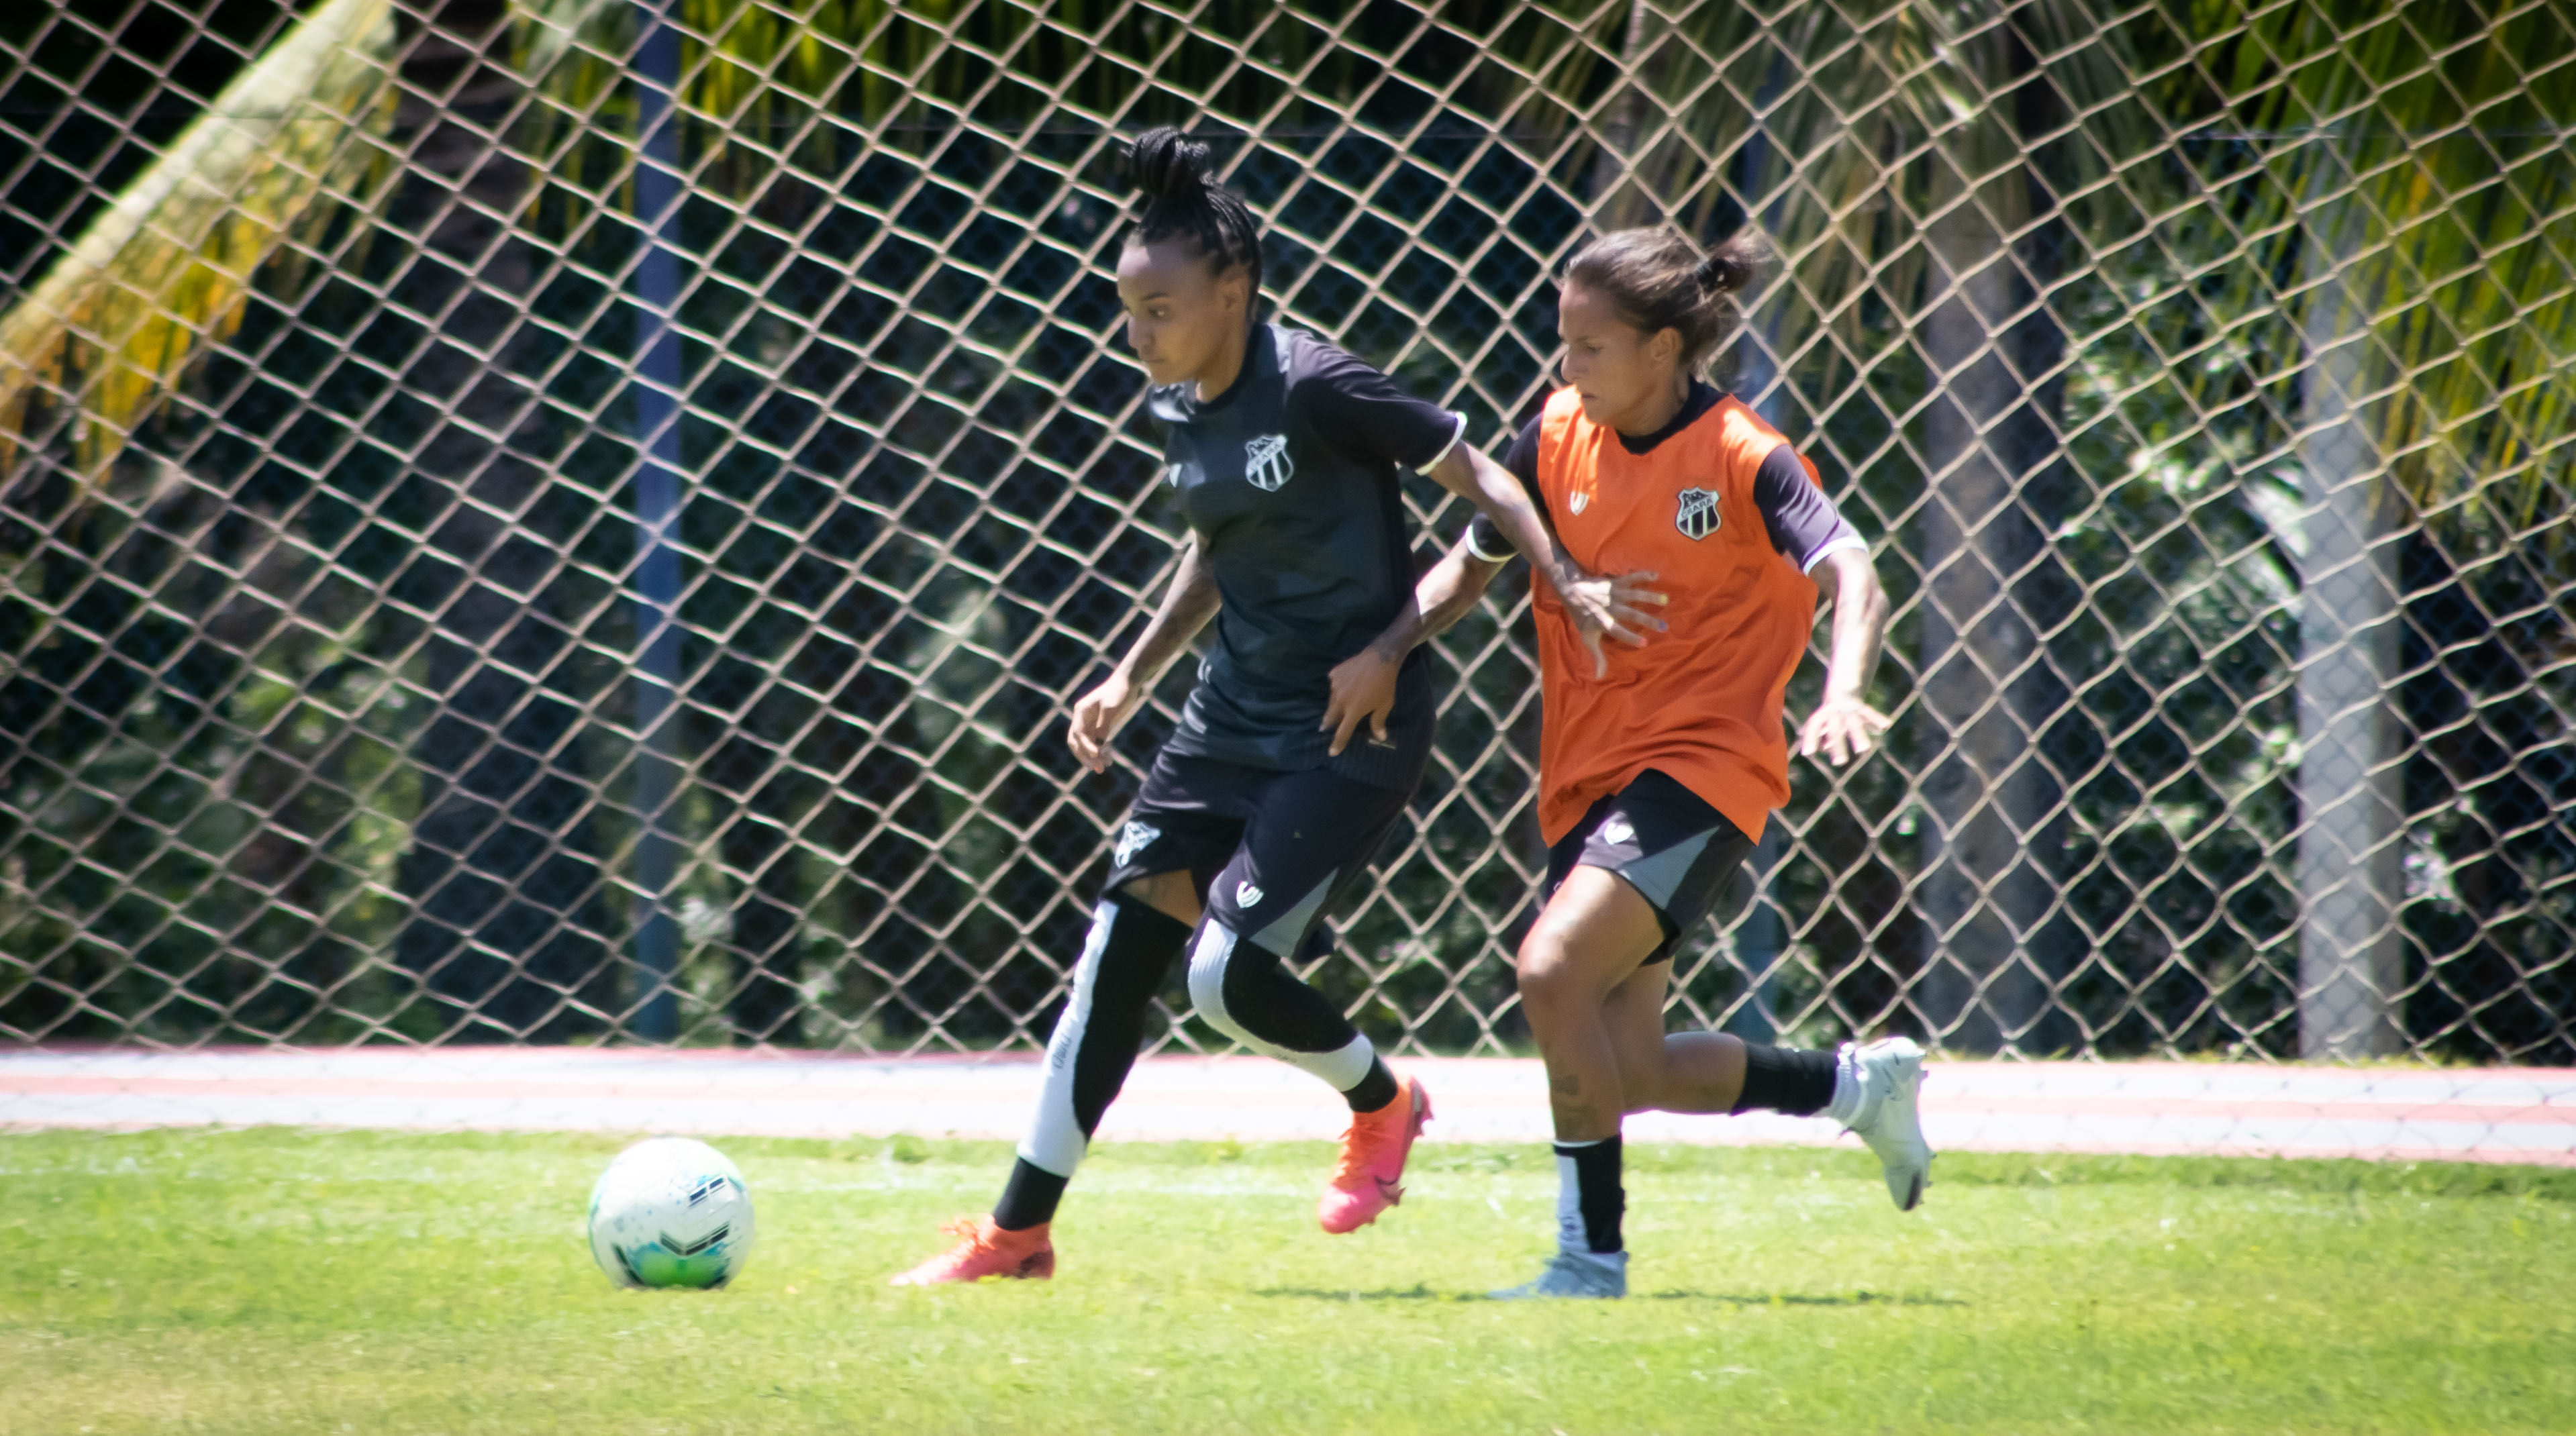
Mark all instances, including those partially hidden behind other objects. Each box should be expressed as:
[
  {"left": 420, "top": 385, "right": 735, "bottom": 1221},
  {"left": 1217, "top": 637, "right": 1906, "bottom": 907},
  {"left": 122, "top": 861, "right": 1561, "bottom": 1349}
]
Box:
[{"left": 1465, "top": 522, "right": 1516, "bottom": 563}]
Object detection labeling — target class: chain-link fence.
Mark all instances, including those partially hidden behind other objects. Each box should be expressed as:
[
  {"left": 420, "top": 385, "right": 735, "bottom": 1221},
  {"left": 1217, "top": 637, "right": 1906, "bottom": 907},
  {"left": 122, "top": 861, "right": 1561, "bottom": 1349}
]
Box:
[{"left": 2, "top": 0, "right": 2570, "bottom": 1064}]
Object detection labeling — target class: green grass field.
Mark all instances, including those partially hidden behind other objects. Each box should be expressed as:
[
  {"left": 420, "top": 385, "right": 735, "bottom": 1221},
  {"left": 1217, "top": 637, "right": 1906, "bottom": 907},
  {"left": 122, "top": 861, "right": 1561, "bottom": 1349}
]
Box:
[{"left": 5, "top": 1128, "right": 2572, "bottom": 1435}]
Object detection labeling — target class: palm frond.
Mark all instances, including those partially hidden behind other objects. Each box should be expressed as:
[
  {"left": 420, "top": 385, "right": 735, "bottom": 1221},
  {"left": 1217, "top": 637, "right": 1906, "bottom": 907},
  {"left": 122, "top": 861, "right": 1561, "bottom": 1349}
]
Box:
[{"left": 0, "top": 0, "right": 401, "bottom": 483}]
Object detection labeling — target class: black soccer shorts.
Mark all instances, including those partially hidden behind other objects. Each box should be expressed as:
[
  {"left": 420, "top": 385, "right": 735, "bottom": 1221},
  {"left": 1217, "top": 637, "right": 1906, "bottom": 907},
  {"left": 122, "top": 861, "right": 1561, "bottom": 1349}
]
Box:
[
  {"left": 1544, "top": 768, "right": 1756, "bottom": 964},
  {"left": 1103, "top": 750, "right": 1409, "bottom": 960}
]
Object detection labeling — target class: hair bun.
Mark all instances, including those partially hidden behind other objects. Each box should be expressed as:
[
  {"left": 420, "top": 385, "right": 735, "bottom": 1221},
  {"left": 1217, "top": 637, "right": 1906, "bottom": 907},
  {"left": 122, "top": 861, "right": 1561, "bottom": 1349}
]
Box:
[
  {"left": 1126, "top": 127, "right": 1210, "bottom": 204},
  {"left": 1695, "top": 252, "right": 1752, "bottom": 293},
  {"left": 1695, "top": 232, "right": 1769, "bottom": 294}
]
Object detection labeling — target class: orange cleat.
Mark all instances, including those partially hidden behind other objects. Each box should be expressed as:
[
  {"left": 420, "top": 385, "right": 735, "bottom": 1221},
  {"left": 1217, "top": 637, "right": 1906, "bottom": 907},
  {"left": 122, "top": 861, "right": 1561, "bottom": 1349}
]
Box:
[
  {"left": 1318, "top": 1073, "right": 1431, "bottom": 1233},
  {"left": 887, "top": 1216, "right": 1054, "bottom": 1286}
]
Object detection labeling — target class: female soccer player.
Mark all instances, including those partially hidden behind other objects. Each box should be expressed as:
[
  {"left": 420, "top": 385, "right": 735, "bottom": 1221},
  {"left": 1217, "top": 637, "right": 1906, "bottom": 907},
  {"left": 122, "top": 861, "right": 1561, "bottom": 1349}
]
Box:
[
  {"left": 891, "top": 130, "right": 1648, "bottom": 1286},
  {"left": 1424, "top": 227, "right": 1932, "bottom": 1299}
]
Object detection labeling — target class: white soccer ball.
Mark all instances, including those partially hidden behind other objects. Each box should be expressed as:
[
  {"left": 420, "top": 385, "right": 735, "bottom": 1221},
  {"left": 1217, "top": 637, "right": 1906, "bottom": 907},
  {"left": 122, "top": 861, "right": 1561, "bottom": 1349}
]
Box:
[{"left": 587, "top": 1137, "right": 756, "bottom": 1290}]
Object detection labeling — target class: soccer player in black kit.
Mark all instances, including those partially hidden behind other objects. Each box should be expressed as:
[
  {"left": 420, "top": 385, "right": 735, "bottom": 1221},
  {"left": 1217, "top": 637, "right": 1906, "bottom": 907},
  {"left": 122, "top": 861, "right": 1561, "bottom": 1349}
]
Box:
[{"left": 891, "top": 130, "right": 1653, "bottom": 1284}]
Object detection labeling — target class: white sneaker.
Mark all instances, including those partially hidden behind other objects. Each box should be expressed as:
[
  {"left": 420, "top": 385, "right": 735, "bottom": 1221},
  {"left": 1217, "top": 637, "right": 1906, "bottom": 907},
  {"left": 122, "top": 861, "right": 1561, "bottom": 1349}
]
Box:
[
  {"left": 1489, "top": 1249, "right": 1627, "bottom": 1300},
  {"left": 1842, "top": 1037, "right": 1931, "bottom": 1211}
]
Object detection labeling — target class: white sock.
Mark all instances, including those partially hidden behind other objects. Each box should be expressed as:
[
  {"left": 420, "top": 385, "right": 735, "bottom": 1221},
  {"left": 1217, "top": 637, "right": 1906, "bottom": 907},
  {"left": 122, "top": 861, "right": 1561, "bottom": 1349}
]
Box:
[
  {"left": 1827, "top": 1043, "right": 1865, "bottom": 1126},
  {"left": 1552, "top": 1137, "right": 1611, "bottom": 1256}
]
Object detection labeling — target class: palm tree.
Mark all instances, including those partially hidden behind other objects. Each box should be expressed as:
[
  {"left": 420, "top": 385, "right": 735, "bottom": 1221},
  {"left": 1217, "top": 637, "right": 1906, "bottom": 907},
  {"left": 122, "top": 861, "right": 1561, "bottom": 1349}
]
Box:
[
  {"left": 0, "top": 0, "right": 399, "bottom": 483},
  {"left": 2114, "top": 3, "right": 2576, "bottom": 1058}
]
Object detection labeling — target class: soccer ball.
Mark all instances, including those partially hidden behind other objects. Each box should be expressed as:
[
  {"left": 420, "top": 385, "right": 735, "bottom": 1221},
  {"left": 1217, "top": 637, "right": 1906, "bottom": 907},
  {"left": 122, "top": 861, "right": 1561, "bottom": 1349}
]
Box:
[{"left": 586, "top": 1137, "right": 756, "bottom": 1290}]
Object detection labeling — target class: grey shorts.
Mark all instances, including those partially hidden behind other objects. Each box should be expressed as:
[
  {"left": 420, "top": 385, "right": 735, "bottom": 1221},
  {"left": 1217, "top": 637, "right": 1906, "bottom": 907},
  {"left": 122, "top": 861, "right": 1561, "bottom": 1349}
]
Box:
[{"left": 1544, "top": 769, "right": 1756, "bottom": 964}]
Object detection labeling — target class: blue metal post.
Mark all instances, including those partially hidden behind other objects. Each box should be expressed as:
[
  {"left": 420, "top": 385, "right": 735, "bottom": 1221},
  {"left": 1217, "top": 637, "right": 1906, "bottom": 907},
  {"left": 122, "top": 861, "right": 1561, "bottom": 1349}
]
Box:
[{"left": 628, "top": 2, "right": 685, "bottom": 1040}]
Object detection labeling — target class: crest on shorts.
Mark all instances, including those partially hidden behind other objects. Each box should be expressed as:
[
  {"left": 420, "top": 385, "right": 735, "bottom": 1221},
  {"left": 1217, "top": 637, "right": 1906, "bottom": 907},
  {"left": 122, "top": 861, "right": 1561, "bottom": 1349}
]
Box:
[
  {"left": 1243, "top": 433, "right": 1294, "bottom": 492},
  {"left": 1600, "top": 815, "right": 1635, "bottom": 846},
  {"left": 1675, "top": 487, "right": 1722, "bottom": 540},
  {"left": 1236, "top": 880, "right": 1265, "bottom": 908},
  {"left": 1113, "top": 821, "right": 1160, "bottom": 867}
]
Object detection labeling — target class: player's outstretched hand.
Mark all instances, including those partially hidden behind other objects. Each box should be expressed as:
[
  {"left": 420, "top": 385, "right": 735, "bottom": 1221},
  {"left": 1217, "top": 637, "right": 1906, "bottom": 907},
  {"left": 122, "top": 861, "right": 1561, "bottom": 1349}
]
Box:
[
  {"left": 1321, "top": 646, "right": 1401, "bottom": 756},
  {"left": 1797, "top": 695, "right": 1891, "bottom": 768},
  {"left": 1067, "top": 670, "right": 1143, "bottom": 774},
  {"left": 1567, "top": 570, "right": 1667, "bottom": 678}
]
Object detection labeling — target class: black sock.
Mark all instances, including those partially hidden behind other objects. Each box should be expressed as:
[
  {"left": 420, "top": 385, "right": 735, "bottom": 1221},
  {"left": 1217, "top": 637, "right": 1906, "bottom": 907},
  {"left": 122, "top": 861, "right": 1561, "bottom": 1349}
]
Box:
[
  {"left": 1732, "top": 1043, "right": 1837, "bottom": 1116},
  {"left": 1553, "top": 1135, "right": 1624, "bottom": 1254},
  {"left": 999, "top": 891, "right": 1195, "bottom": 1233},
  {"left": 992, "top": 1156, "right": 1068, "bottom": 1231},
  {"left": 1342, "top": 1056, "right": 1399, "bottom": 1114}
]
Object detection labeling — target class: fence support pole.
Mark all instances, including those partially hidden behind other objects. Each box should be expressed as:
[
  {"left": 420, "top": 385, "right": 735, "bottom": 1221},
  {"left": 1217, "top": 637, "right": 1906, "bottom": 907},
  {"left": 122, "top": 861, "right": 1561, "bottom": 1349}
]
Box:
[
  {"left": 627, "top": 1, "right": 685, "bottom": 1041},
  {"left": 2295, "top": 174, "right": 2404, "bottom": 1060},
  {"left": 1910, "top": 173, "right": 2067, "bottom": 1049}
]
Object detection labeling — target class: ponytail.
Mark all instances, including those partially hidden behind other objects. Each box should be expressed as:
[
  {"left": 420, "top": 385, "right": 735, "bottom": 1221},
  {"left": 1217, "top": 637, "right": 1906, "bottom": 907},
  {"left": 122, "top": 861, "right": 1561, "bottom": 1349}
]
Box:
[{"left": 1124, "top": 127, "right": 1263, "bottom": 295}]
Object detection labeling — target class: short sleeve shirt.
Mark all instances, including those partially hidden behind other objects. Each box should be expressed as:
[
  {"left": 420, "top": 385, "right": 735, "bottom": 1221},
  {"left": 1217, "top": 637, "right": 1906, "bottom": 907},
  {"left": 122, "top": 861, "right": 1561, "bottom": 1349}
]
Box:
[{"left": 1148, "top": 323, "right": 1463, "bottom": 788}]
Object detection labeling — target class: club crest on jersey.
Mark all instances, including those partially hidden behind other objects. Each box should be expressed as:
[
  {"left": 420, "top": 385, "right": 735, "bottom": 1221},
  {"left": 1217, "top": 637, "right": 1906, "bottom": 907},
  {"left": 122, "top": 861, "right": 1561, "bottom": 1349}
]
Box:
[
  {"left": 1675, "top": 487, "right": 1722, "bottom": 540},
  {"left": 1243, "top": 433, "right": 1294, "bottom": 492},
  {"left": 1113, "top": 821, "right": 1160, "bottom": 867}
]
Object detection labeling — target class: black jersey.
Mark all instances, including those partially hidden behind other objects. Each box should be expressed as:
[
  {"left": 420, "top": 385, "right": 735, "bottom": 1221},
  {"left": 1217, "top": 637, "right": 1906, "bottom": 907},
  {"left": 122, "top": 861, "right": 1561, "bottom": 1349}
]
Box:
[{"left": 1148, "top": 323, "right": 1463, "bottom": 790}]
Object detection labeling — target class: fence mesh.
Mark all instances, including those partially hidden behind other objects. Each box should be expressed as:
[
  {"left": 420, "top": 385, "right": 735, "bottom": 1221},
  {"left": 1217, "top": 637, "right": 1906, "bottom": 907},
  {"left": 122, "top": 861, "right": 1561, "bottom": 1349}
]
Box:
[{"left": 2, "top": 0, "right": 2572, "bottom": 1064}]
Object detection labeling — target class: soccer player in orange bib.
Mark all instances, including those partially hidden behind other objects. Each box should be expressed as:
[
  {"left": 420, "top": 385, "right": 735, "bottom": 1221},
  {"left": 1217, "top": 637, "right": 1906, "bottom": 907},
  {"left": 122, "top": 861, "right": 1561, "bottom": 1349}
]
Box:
[{"left": 1426, "top": 227, "right": 1932, "bottom": 1298}]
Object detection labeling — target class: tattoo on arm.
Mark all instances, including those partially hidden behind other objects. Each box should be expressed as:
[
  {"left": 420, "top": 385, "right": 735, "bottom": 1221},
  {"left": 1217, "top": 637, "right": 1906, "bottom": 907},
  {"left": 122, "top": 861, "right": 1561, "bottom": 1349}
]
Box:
[{"left": 1118, "top": 538, "right": 1220, "bottom": 683}]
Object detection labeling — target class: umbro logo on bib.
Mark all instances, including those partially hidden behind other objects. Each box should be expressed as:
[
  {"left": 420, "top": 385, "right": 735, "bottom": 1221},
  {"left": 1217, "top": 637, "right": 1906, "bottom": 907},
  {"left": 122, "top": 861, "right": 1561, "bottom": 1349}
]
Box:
[
  {"left": 1568, "top": 491, "right": 1590, "bottom": 515},
  {"left": 1675, "top": 487, "right": 1722, "bottom": 540},
  {"left": 1243, "top": 433, "right": 1294, "bottom": 492}
]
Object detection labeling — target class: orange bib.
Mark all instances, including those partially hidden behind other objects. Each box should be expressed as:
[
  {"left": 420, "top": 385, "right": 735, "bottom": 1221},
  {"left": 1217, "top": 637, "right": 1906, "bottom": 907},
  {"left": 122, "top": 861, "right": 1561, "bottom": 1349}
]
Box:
[{"left": 1528, "top": 387, "right": 1821, "bottom": 845}]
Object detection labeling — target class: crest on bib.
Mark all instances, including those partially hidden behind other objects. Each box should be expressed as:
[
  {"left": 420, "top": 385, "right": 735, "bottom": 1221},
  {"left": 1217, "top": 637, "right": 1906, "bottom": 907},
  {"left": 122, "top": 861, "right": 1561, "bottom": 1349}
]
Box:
[
  {"left": 1243, "top": 433, "right": 1294, "bottom": 492},
  {"left": 1675, "top": 486, "right": 1722, "bottom": 541}
]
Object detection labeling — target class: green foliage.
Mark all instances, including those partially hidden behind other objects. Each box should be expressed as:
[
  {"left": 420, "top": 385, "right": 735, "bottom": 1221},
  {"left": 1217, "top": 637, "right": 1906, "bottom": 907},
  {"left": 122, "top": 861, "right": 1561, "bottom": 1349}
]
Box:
[{"left": 0, "top": 0, "right": 401, "bottom": 484}]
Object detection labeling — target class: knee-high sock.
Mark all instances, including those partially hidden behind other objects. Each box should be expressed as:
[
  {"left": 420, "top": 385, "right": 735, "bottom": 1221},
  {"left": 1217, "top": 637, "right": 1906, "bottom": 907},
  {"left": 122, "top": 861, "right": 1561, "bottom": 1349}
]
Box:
[
  {"left": 1184, "top": 918, "right": 1378, "bottom": 1094},
  {"left": 1000, "top": 894, "right": 1191, "bottom": 1228},
  {"left": 1555, "top": 1135, "right": 1624, "bottom": 1255}
]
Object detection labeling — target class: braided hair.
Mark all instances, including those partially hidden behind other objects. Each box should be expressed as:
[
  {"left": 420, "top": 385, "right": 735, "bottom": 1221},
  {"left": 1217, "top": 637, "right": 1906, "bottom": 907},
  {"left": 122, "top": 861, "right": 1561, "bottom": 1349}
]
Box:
[
  {"left": 1124, "top": 127, "right": 1262, "bottom": 295},
  {"left": 1563, "top": 227, "right": 1769, "bottom": 372}
]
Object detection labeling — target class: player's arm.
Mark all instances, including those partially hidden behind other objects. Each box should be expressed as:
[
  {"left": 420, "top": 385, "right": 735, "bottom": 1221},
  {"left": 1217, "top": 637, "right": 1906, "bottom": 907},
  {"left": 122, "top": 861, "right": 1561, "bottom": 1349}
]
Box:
[
  {"left": 1297, "top": 349, "right": 1656, "bottom": 676},
  {"left": 1422, "top": 441, "right": 1662, "bottom": 676},
  {"left": 1321, "top": 523, "right": 1669, "bottom": 754},
  {"left": 1069, "top": 535, "right": 1219, "bottom": 774},
  {"left": 1416, "top": 531, "right": 1509, "bottom": 642},
  {"left": 1752, "top": 442, "right": 1889, "bottom": 768},
  {"left": 1319, "top": 532, "right": 1514, "bottom": 756}
]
